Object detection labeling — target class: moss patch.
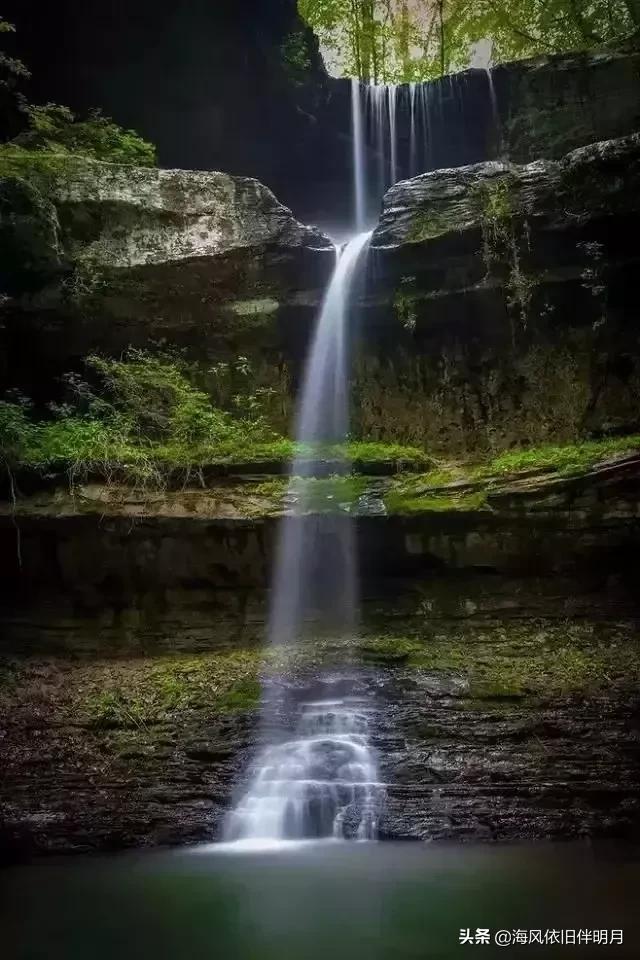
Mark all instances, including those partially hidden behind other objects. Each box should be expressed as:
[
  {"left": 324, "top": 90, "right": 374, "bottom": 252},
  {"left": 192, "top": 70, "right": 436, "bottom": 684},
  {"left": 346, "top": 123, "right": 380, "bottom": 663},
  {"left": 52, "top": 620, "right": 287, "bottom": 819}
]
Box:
[
  {"left": 356, "top": 622, "right": 640, "bottom": 697},
  {"left": 484, "top": 435, "right": 640, "bottom": 478},
  {"left": 384, "top": 488, "right": 487, "bottom": 514}
]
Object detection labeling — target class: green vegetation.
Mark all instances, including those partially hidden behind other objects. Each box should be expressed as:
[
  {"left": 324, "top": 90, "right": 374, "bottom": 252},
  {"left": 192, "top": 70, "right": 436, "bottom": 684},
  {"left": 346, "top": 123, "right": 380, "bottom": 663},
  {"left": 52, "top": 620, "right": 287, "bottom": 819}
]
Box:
[
  {"left": 83, "top": 651, "right": 263, "bottom": 728},
  {"left": 299, "top": 0, "right": 637, "bottom": 82},
  {"left": 0, "top": 349, "right": 287, "bottom": 488},
  {"left": 0, "top": 16, "right": 29, "bottom": 91},
  {"left": 0, "top": 143, "right": 78, "bottom": 185},
  {"left": 1, "top": 18, "right": 156, "bottom": 166},
  {"left": 0, "top": 349, "right": 432, "bottom": 492},
  {"left": 358, "top": 623, "right": 640, "bottom": 697},
  {"left": 358, "top": 636, "right": 422, "bottom": 664},
  {"left": 393, "top": 277, "right": 418, "bottom": 331},
  {"left": 407, "top": 209, "right": 456, "bottom": 244},
  {"left": 281, "top": 30, "right": 313, "bottom": 84},
  {"left": 384, "top": 489, "right": 487, "bottom": 514},
  {"left": 485, "top": 435, "right": 640, "bottom": 477},
  {"left": 347, "top": 440, "right": 430, "bottom": 467},
  {"left": 12, "top": 104, "right": 157, "bottom": 166},
  {"left": 379, "top": 434, "right": 640, "bottom": 514},
  {"left": 470, "top": 177, "right": 534, "bottom": 331}
]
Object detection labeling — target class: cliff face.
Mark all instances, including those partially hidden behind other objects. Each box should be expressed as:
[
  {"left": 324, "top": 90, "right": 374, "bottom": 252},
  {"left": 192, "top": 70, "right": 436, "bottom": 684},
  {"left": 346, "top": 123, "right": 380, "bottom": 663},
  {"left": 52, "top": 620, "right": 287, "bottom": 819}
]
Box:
[
  {"left": 6, "top": 0, "right": 640, "bottom": 227},
  {"left": 0, "top": 157, "right": 333, "bottom": 400},
  {"left": 358, "top": 134, "right": 640, "bottom": 453},
  {"left": 2, "top": 0, "right": 332, "bottom": 222}
]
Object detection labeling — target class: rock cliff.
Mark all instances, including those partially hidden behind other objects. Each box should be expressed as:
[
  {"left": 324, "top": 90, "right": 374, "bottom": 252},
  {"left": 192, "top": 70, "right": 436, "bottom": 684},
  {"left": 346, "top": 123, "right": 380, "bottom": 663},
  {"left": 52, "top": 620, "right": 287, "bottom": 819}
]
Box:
[
  {"left": 358, "top": 134, "right": 640, "bottom": 452},
  {"left": 0, "top": 157, "right": 333, "bottom": 398}
]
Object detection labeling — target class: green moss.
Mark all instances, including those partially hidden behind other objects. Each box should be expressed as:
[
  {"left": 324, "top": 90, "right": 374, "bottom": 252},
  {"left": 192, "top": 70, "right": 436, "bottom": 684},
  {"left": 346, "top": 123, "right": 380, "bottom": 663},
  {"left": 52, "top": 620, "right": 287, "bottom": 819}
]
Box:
[
  {"left": 358, "top": 636, "right": 422, "bottom": 664},
  {"left": 384, "top": 489, "right": 487, "bottom": 514},
  {"left": 82, "top": 649, "right": 263, "bottom": 727},
  {"left": 393, "top": 277, "right": 418, "bottom": 331},
  {"left": 356, "top": 623, "right": 640, "bottom": 698},
  {"left": 470, "top": 177, "right": 514, "bottom": 225},
  {"left": 218, "top": 678, "right": 261, "bottom": 712},
  {"left": 485, "top": 435, "right": 640, "bottom": 477},
  {"left": 407, "top": 208, "right": 452, "bottom": 243},
  {"left": 0, "top": 145, "right": 84, "bottom": 191}
]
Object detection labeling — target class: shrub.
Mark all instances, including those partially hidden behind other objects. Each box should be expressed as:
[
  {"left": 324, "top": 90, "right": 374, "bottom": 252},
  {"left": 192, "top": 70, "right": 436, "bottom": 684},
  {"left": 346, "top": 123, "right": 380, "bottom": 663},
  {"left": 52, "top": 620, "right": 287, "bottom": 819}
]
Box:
[{"left": 13, "top": 104, "right": 157, "bottom": 166}]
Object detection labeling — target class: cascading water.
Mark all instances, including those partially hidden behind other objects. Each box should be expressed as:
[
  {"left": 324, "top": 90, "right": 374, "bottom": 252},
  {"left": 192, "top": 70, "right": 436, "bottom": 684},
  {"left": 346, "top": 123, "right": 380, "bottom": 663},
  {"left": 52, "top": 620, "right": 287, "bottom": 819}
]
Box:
[
  {"left": 225, "top": 699, "right": 385, "bottom": 843},
  {"left": 351, "top": 80, "right": 433, "bottom": 215},
  {"left": 350, "top": 69, "right": 503, "bottom": 211},
  {"left": 485, "top": 67, "right": 502, "bottom": 156},
  {"left": 223, "top": 231, "right": 383, "bottom": 846}
]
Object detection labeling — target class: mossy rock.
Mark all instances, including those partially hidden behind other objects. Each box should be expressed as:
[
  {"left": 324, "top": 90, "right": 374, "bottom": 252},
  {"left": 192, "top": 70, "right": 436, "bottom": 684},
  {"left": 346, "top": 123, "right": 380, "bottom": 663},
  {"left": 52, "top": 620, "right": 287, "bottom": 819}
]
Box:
[
  {"left": 468, "top": 680, "right": 527, "bottom": 701},
  {"left": 357, "top": 637, "right": 421, "bottom": 665},
  {"left": 0, "top": 176, "right": 63, "bottom": 293}
]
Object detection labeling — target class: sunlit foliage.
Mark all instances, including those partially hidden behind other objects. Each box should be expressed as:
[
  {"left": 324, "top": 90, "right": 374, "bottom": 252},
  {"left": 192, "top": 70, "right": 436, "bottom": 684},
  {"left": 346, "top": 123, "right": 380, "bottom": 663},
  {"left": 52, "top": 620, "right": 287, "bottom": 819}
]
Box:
[{"left": 299, "top": 0, "right": 638, "bottom": 81}]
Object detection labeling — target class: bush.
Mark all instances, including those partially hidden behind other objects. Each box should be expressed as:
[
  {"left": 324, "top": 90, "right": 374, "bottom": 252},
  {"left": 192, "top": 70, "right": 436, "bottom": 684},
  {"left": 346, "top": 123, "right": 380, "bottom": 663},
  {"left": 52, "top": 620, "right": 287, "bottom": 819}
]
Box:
[
  {"left": 13, "top": 104, "right": 157, "bottom": 166},
  {"left": 0, "top": 348, "right": 288, "bottom": 489}
]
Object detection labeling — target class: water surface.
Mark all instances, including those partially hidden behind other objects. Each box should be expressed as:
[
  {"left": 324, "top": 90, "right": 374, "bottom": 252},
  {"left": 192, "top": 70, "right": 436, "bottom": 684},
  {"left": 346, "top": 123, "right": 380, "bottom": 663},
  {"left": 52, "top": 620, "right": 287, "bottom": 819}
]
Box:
[{"left": 2, "top": 842, "right": 639, "bottom": 958}]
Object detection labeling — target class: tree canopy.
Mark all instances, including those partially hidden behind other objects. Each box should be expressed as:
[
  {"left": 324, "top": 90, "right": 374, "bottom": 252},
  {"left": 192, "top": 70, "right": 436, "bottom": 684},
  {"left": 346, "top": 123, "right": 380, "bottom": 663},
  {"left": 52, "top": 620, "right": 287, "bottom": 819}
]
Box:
[{"left": 299, "top": 0, "right": 639, "bottom": 82}]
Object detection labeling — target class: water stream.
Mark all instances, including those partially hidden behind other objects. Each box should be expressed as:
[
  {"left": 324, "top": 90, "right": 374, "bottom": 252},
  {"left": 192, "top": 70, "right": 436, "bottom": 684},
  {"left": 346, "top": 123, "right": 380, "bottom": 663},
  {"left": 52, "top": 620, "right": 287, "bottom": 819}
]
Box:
[
  {"left": 225, "top": 699, "right": 384, "bottom": 844},
  {"left": 224, "top": 231, "right": 376, "bottom": 846}
]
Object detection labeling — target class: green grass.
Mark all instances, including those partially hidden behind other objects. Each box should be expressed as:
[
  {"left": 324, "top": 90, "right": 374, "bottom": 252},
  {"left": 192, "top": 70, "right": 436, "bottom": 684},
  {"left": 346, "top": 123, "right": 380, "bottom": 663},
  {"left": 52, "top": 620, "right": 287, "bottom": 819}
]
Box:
[
  {"left": 484, "top": 435, "right": 640, "bottom": 478},
  {"left": 83, "top": 650, "right": 263, "bottom": 728},
  {"left": 357, "top": 624, "right": 640, "bottom": 697},
  {"left": 0, "top": 145, "right": 79, "bottom": 185},
  {"left": 384, "top": 489, "right": 487, "bottom": 514},
  {"left": 379, "top": 436, "right": 640, "bottom": 514}
]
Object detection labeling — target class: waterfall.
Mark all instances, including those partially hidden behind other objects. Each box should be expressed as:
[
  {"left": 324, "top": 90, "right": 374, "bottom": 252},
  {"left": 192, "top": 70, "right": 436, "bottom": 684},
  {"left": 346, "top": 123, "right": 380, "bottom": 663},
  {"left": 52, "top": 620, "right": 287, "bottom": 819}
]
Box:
[
  {"left": 485, "top": 67, "right": 502, "bottom": 156},
  {"left": 224, "top": 699, "right": 385, "bottom": 844},
  {"left": 224, "top": 232, "right": 382, "bottom": 847},
  {"left": 352, "top": 79, "right": 434, "bottom": 206},
  {"left": 371, "top": 84, "right": 387, "bottom": 202},
  {"left": 409, "top": 82, "right": 417, "bottom": 175},
  {"left": 388, "top": 84, "right": 398, "bottom": 186},
  {"left": 351, "top": 79, "right": 366, "bottom": 231}
]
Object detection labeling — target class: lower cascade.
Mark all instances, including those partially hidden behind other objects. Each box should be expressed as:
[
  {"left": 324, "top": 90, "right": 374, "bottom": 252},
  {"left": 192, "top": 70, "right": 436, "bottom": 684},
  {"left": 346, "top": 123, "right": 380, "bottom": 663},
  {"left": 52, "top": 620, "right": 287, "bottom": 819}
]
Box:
[{"left": 224, "top": 699, "right": 385, "bottom": 843}]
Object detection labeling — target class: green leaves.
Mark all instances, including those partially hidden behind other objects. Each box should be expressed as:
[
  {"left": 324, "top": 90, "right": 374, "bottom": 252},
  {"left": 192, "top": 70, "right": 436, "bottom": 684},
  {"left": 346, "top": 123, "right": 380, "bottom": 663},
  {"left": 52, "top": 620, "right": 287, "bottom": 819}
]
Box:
[
  {"left": 14, "top": 104, "right": 157, "bottom": 166},
  {"left": 299, "top": 0, "right": 636, "bottom": 81}
]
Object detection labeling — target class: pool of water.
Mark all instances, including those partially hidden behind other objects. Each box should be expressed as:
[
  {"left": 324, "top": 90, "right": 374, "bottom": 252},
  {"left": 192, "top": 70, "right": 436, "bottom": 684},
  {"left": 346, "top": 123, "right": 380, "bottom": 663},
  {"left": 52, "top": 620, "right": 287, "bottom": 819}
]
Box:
[{"left": 2, "top": 841, "right": 639, "bottom": 958}]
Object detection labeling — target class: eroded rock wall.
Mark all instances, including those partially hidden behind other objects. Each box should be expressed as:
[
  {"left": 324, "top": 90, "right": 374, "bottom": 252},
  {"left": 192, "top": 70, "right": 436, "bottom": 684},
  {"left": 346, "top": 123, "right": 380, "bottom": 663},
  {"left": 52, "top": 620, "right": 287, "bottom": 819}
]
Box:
[
  {"left": 0, "top": 157, "right": 333, "bottom": 401},
  {"left": 358, "top": 135, "right": 640, "bottom": 453}
]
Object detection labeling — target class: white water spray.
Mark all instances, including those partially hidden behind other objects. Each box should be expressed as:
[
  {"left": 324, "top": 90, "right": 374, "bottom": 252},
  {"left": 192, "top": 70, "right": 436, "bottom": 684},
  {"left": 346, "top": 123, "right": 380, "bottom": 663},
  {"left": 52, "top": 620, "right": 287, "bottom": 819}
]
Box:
[{"left": 485, "top": 67, "right": 502, "bottom": 156}]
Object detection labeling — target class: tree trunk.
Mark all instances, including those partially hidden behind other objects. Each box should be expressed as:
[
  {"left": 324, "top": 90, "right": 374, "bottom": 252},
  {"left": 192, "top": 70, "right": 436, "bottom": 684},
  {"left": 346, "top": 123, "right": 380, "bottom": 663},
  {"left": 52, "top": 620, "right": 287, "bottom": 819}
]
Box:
[{"left": 438, "top": 0, "right": 446, "bottom": 76}]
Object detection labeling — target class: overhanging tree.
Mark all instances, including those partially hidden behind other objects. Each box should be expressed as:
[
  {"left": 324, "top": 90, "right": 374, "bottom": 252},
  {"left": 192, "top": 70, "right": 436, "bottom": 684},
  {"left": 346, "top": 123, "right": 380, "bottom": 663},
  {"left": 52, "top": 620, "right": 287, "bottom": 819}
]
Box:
[{"left": 299, "top": 0, "right": 637, "bottom": 81}]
